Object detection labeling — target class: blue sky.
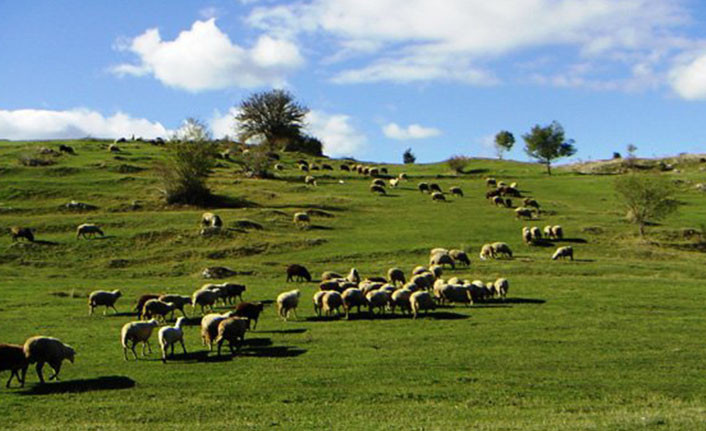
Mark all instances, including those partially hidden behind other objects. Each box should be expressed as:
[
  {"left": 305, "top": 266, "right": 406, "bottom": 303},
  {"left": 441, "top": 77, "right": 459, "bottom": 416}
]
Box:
[{"left": 2, "top": 0, "right": 706, "bottom": 163}]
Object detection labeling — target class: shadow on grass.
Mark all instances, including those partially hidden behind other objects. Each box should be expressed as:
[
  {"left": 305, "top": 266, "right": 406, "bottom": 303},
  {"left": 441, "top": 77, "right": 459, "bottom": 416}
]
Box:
[
  {"left": 460, "top": 168, "right": 489, "bottom": 175},
  {"left": 307, "top": 311, "right": 469, "bottom": 321},
  {"left": 20, "top": 376, "right": 135, "bottom": 395},
  {"left": 529, "top": 239, "right": 555, "bottom": 247},
  {"left": 32, "top": 240, "right": 60, "bottom": 246},
  {"left": 256, "top": 328, "right": 307, "bottom": 334},
  {"left": 271, "top": 203, "right": 345, "bottom": 212},
  {"left": 486, "top": 297, "right": 546, "bottom": 305},
  {"left": 205, "top": 194, "right": 259, "bottom": 209},
  {"left": 559, "top": 238, "right": 588, "bottom": 244},
  {"left": 107, "top": 311, "right": 138, "bottom": 318},
  {"left": 308, "top": 225, "right": 333, "bottom": 230}
]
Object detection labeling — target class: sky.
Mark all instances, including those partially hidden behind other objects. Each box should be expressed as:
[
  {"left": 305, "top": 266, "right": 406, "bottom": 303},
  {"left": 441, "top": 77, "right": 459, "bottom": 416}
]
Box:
[{"left": 2, "top": 0, "right": 706, "bottom": 163}]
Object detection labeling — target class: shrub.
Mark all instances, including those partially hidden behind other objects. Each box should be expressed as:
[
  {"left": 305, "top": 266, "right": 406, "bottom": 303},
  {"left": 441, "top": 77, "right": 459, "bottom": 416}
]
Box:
[
  {"left": 614, "top": 174, "right": 678, "bottom": 237},
  {"left": 403, "top": 148, "right": 416, "bottom": 164},
  {"left": 447, "top": 155, "right": 470, "bottom": 173},
  {"left": 157, "top": 140, "right": 217, "bottom": 206},
  {"left": 283, "top": 135, "right": 323, "bottom": 157}
]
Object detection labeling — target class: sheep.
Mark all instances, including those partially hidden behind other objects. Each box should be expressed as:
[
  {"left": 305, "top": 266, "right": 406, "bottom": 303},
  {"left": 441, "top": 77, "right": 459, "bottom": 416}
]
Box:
[
  {"left": 485, "top": 177, "right": 497, "bottom": 187},
  {"left": 410, "top": 291, "right": 436, "bottom": 319},
  {"left": 430, "top": 252, "right": 455, "bottom": 269},
  {"left": 494, "top": 278, "right": 509, "bottom": 299},
  {"left": 108, "top": 143, "right": 121, "bottom": 152},
  {"left": 322, "top": 291, "right": 344, "bottom": 316},
  {"left": 370, "top": 185, "right": 386, "bottom": 195},
  {"left": 530, "top": 226, "right": 542, "bottom": 241},
  {"left": 200, "top": 312, "right": 237, "bottom": 351},
  {"left": 274, "top": 163, "right": 284, "bottom": 171},
  {"left": 201, "top": 212, "right": 223, "bottom": 228},
  {"left": 492, "top": 196, "right": 506, "bottom": 207},
  {"left": 479, "top": 243, "right": 495, "bottom": 260},
  {"left": 369, "top": 167, "right": 380, "bottom": 177},
  {"left": 450, "top": 187, "right": 463, "bottom": 197},
  {"left": 449, "top": 249, "right": 470, "bottom": 266},
  {"left": 552, "top": 246, "right": 574, "bottom": 261},
  {"left": 552, "top": 225, "right": 564, "bottom": 240},
  {"left": 234, "top": 302, "right": 264, "bottom": 329},
  {"left": 277, "top": 289, "right": 300, "bottom": 321},
  {"left": 429, "top": 264, "right": 443, "bottom": 279},
  {"left": 159, "top": 294, "right": 192, "bottom": 318},
  {"left": 522, "top": 227, "right": 533, "bottom": 244},
  {"left": 431, "top": 191, "right": 446, "bottom": 201},
  {"left": 340, "top": 164, "right": 351, "bottom": 171},
  {"left": 10, "top": 226, "right": 34, "bottom": 242},
  {"left": 429, "top": 183, "right": 442, "bottom": 193},
  {"left": 412, "top": 265, "right": 428, "bottom": 276},
  {"left": 23, "top": 336, "right": 75, "bottom": 383},
  {"left": 0, "top": 343, "right": 28, "bottom": 388},
  {"left": 322, "top": 164, "right": 333, "bottom": 171},
  {"left": 389, "top": 178, "right": 400, "bottom": 188},
  {"left": 293, "top": 212, "right": 310, "bottom": 227},
  {"left": 218, "top": 283, "right": 246, "bottom": 304},
  {"left": 543, "top": 225, "right": 553, "bottom": 238},
  {"left": 387, "top": 267, "right": 406, "bottom": 286},
  {"left": 342, "top": 288, "right": 367, "bottom": 319},
  {"left": 321, "top": 271, "right": 343, "bottom": 281},
  {"left": 287, "top": 264, "right": 312, "bottom": 282},
  {"left": 432, "top": 279, "right": 447, "bottom": 303},
  {"left": 442, "top": 285, "right": 472, "bottom": 306},
  {"left": 299, "top": 164, "right": 309, "bottom": 172},
  {"left": 76, "top": 223, "right": 104, "bottom": 239},
  {"left": 430, "top": 248, "right": 449, "bottom": 256},
  {"left": 215, "top": 317, "right": 250, "bottom": 356},
  {"left": 523, "top": 198, "right": 540, "bottom": 210},
  {"left": 398, "top": 173, "right": 408, "bottom": 180},
  {"left": 158, "top": 317, "right": 187, "bottom": 363},
  {"left": 514, "top": 207, "right": 534, "bottom": 220},
  {"left": 366, "top": 290, "right": 390, "bottom": 315},
  {"left": 486, "top": 189, "right": 501, "bottom": 199},
  {"left": 500, "top": 186, "right": 521, "bottom": 197},
  {"left": 418, "top": 182, "right": 430, "bottom": 193},
  {"left": 372, "top": 179, "right": 386, "bottom": 188},
  {"left": 192, "top": 288, "right": 220, "bottom": 315},
  {"left": 59, "top": 144, "right": 75, "bottom": 154},
  {"left": 319, "top": 280, "right": 344, "bottom": 293},
  {"left": 380, "top": 167, "right": 388, "bottom": 174},
  {"left": 88, "top": 289, "right": 122, "bottom": 315},
  {"left": 491, "top": 242, "right": 513, "bottom": 259},
  {"left": 347, "top": 268, "right": 361, "bottom": 284},
  {"left": 135, "top": 294, "right": 160, "bottom": 319},
  {"left": 410, "top": 273, "right": 433, "bottom": 290},
  {"left": 390, "top": 288, "right": 412, "bottom": 314},
  {"left": 305, "top": 175, "right": 317, "bottom": 186},
  {"left": 313, "top": 291, "right": 327, "bottom": 316},
  {"left": 142, "top": 299, "right": 174, "bottom": 322}
]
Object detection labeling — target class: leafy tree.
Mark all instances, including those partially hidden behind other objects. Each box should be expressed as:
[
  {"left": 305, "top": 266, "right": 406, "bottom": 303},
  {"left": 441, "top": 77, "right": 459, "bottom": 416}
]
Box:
[
  {"left": 627, "top": 144, "right": 637, "bottom": 158},
  {"left": 235, "top": 89, "right": 309, "bottom": 151},
  {"left": 403, "top": 148, "right": 416, "bottom": 164},
  {"left": 174, "top": 117, "right": 212, "bottom": 142},
  {"left": 522, "top": 121, "right": 576, "bottom": 175},
  {"left": 447, "top": 155, "right": 470, "bottom": 173},
  {"left": 494, "top": 130, "right": 515, "bottom": 159},
  {"left": 614, "top": 174, "right": 678, "bottom": 236}
]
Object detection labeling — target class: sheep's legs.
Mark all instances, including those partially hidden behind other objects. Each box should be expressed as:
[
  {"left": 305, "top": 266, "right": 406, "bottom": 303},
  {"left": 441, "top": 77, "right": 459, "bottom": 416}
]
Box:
[
  {"left": 111, "top": 305, "right": 118, "bottom": 314},
  {"left": 35, "top": 362, "right": 45, "bottom": 383},
  {"left": 48, "top": 362, "right": 61, "bottom": 381},
  {"left": 179, "top": 339, "right": 186, "bottom": 354}
]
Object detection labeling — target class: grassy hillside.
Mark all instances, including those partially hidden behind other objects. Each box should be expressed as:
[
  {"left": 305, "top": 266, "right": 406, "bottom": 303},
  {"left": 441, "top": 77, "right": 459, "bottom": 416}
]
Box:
[{"left": 1, "top": 139, "right": 706, "bottom": 430}]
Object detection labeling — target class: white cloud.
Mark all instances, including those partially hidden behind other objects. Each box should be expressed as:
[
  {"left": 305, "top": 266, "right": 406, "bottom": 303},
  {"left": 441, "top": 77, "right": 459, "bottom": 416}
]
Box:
[
  {"left": 0, "top": 108, "right": 169, "bottom": 140},
  {"left": 210, "top": 108, "right": 239, "bottom": 138},
  {"left": 669, "top": 51, "right": 706, "bottom": 100},
  {"left": 305, "top": 110, "right": 367, "bottom": 157},
  {"left": 111, "top": 19, "right": 303, "bottom": 92},
  {"left": 382, "top": 122, "right": 441, "bottom": 140}
]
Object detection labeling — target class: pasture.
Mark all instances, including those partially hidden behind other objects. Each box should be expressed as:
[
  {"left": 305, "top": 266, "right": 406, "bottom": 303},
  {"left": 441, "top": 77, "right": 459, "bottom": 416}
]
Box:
[{"left": 1, "top": 139, "right": 705, "bottom": 430}]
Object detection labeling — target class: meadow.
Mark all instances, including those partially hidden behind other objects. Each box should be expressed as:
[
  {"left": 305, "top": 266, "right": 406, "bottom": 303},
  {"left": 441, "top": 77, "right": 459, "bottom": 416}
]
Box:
[{"left": 1, "top": 139, "right": 705, "bottom": 430}]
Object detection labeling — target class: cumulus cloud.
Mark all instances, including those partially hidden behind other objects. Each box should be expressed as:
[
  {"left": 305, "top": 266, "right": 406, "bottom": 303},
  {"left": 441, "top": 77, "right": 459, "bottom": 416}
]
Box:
[
  {"left": 382, "top": 123, "right": 441, "bottom": 140},
  {"left": 0, "top": 108, "right": 169, "bottom": 140},
  {"left": 210, "top": 108, "right": 239, "bottom": 138},
  {"left": 669, "top": 51, "right": 706, "bottom": 100},
  {"left": 305, "top": 111, "right": 367, "bottom": 157},
  {"left": 111, "top": 19, "right": 303, "bottom": 92}
]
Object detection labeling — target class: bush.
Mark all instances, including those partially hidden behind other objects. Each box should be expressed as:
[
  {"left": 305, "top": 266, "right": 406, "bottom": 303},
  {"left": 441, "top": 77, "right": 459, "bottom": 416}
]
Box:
[
  {"left": 283, "top": 135, "right": 323, "bottom": 157},
  {"left": 240, "top": 145, "right": 274, "bottom": 179},
  {"left": 447, "top": 155, "right": 470, "bottom": 173},
  {"left": 403, "top": 148, "right": 416, "bottom": 164},
  {"left": 157, "top": 140, "right": 217, "bottom": 206},
  {"left": 614, "top": 174, "right": 678, "bottom": 236}
]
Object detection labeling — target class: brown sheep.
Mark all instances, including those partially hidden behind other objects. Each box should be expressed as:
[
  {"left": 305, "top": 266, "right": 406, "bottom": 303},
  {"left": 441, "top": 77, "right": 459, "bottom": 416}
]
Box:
[
  {"left": 216, "top": 317, "right": 250, "bottom": 356},
  {"left": 0, "top": 344, "right": 28, "bottom": 388},
  {"left": 134, "top": 294, "right": 160, "bottom": 319},
  {"left": 234, "top": 302, "right": 265, "bottom": 330},
  {"left": 286, "top": 264, "right": 312, "bottom": 282}
]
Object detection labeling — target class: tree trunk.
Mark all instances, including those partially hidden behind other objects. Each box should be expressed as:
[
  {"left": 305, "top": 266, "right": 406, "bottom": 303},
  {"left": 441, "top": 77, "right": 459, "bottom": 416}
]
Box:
[
  {"left": 546, "top": 162, "right": 552, "bottom": 175},
  {"left": 639, "top": 223, "right": 645, "bottom": 237}
]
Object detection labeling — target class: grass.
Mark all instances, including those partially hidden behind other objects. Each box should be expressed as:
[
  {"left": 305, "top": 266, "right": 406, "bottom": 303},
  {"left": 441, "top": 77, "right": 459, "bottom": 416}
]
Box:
[{"left": 1, "top": 139, "right": 706, "bottom": 430}]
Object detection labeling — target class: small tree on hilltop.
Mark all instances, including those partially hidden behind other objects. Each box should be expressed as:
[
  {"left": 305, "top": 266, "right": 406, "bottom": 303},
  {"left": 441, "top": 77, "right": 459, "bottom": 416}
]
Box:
[
  {"left": 494, "top": 130, "right": 515, "bottom": 159},
  {"left": 447, "top": 155, "right": 470, "bottom": 174},
  {"left": 523, "top": 121, "right": 576, "bottom": 175},
  {"left": 614, "top": 174, "right": 678, "bottom": 237},
  {"left": 403, "top": 148, "right": 416, "bottom": 164},
  {"left": 235, "top": 89, "right": 309, "bottom": 152}
]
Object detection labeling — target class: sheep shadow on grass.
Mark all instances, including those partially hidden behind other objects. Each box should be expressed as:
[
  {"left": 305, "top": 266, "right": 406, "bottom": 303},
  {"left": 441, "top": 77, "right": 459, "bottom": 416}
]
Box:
[
  {"left": 309, "top": 311, "right": 469, "bottom": 321},
  {"left": 558, "top": 238, "right": 588, "bottom": 244},
  {"left": 31, "top": 239, "right": 60, "bottom": 246},
  {"left": 256, "top": 328, "right": 307, "bottom": 335},
  {"left": 20, "top": 376, "right": 135, "bottom": 395},
  {"left": 308, "top": 224, "right": 333, "bottom": 230}
]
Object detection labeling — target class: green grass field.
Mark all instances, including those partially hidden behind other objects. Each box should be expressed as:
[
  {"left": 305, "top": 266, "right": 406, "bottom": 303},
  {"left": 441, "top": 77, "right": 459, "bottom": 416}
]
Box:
[{"left": 1, "top": 140, "right": 705, "bottom": 430}]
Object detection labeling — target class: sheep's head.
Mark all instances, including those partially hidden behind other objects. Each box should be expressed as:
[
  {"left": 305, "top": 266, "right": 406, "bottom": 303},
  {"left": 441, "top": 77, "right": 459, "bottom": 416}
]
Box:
[
  {"left": 64, "top": 344, "right": 76, "bottom": 363},
  {"left": 114, "top": 290, "right": 122, "bottom": 298},
  {"left": 175, "top": 317, "right": 186, "bottom": 327},
  {"left": 148, "top": 319, "right": 159, "bottom": 328}
]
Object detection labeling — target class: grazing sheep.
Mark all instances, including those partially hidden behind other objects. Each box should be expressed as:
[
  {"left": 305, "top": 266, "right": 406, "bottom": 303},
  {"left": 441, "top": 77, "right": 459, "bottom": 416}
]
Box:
[
  {"left": 398, "top": 173, "right": 408, "bottom": 180},
  {"left": 410, "top": 291, "right": 436, "bottom": 319},
  {"left": 543, "top": 225, "right": 553, "bottom": 238},
  {"left": 347, "top": 268, "right": 361, "bottom": 284},
  {"left": 450, "top": 187, "right": 463, "bottom": 197},
  {"left": 23, "top": 336, "right": 75, "bottom": 383},
  {"left": 442, "top": 285, "right": 472, "bottom": 306},
  {"left": 530, "top": 226, "right": 542, "bottom": 241},
  {"left": 389, "top": 178, "right": 400, "bottom": 188},
  {"left": 449, "top": 249, "right": 470, "bottom": 266},
  {"left": 76, "top": 223, "right": 104, "bottom": 239},
  {"left": 158, "top": 317, "right": 187, "bottom": 363},
  {"left": 523, "top": 198, "right": 540, "bottom": 210},
  {"left": 418, "top": 182, "right": 430, "bottom": 193},
  {"left": 274, "top": 163, "right": 284, "bottom": 171},
  {"left": 380, "top": 167, "right": 388, "bottom": 174},
  {"left": 505, "top": 198, "right": 513, "bottom": 208},
  {"left": 366, "top": 290, "right": 390, "bottom": 315},
  {"left": 322, "top": 271, "right": 343, "bottom": 281},
  {"left": 359, "top": 281, "right": 383, "bottom": 295},
  {"left": 322, "top": 164, "right": 333, "bottom": 171},
  {"left": 552, "top": 246, "right": 574, "bottom": 261},
  {"left": 494, "top": 278, "right": 509, "bottom": 299},
  {"left": 514, "top": 207, "right": 534, "bottom": 220},
  {"left": 486, "top": 189, "right": 501, "bottom": 199},
  {"left": 313, "top": 291, "right": 327, "bottom": 316},
  {"left": 372, "top": 179, "right": 386, "bottom": 188},
  {"left": 431, "top": 191, "right": 446, "bottom": 201},
  {"left": 293, "top": 212, "right": 310, "bottom": 227},
  {"left": 88, "top": 289, "right": 122, "bottom": 315},
  {"left": 299, "top": 164, "right": 309, "bottom": 172},
  {"left": 387, "top": 268, "right": 406, "bottom": 286},
  {"left": 219, "top": 283, "right": 246, "bottom": 304},
  {"left": 319, "top": 280, "right": 344, "bottom": 293},
  {"left": 491, "top": 242, "right": 513, "bottom": 259},
  {"left": 277, "top": 289, "right": 301, "bottom": 321},
  {"left": 485, "top": 177, "right": 497, "bottom": 187},
  {"left": 135, "top": 294, "right": 160, "bottom": 319},
  {"left": 108, "top": 143, "right": 121, "bottom": 152},
  {"left": 0, "top": 344, "right": 28, "bottom": 388},
  {"left": 369, "top": 167, "right": 380, "bottom": 177},
  {"left": 287, "top": 264, "right": 312, "bottom": 282},
  {"left": 10, "top": 227, "right": 34, "bottom": 242},
  {"left": 367, "top": 276, "right": 388, "bottom": 284},
  {"left": 370, "top": 185, "right": 386, "bottom": 195},
  {"left": 430, "top": 252, "right": 455, "bottom": 269},
  {"left": 430, "top": 248, "right": 449, "bottom": 256},
  {"left": 552, "top": 225, "right": 564, "bottom": 240},
  {"left": 412, "top": 265, "right": 428, "bottom": 276},
  {"left": 192, "top": 289, "right": 219, "bottom": 315},
  {"left": 479, "top": 243, "right": 495, "bottom": 260},
  {"left": 429, "top": 183, "right": 442, "bottom": 193},
  {"left": 142, "top": 299, "right": 174, "bottom": 322},
  {"left": 201, "top": 212, "right": 223, "bottom": 228},
  {"left": 216, "top": 317, "right": 250, "bottom": 356},
  {"left": 390, "top": 288, "right": 412, "bottom": 314},
  {"left": 500, "top": 186, "right": 521, "bottom": 197},
  {"left": 409, "top": 273, "right": 432, "bottom": 290},
  {"left": 429, "top": 264, "right": 443, "bottom": 279},
  {"left": 58, "top": 144, "right": 75, "bottom": 154},
  {"left": 342, "top": 288, "right": 366, "bottom": 319},
  {"left": 200, "top": 312, "right": 237, "bottom": 351},
  {"left": 340, "top": 164, "right": 351, "bottom": 171},
  {"left": 234, "top": 302, "right": 264, "bottom": 329},
  {"left": 305, "top": 175, "right": 317, "bottom": 186},
  {"left": 522, "top": 227, "right": 533, "bottom": 244},
  {"left": 492, "top": 196, "right": 506, "bottom": 207},
  {"left": 322, "top": 291, "right": 344, "bottom": 316},
  {"left": 159, "top": 294, "right": 192, "bottom": 318}
]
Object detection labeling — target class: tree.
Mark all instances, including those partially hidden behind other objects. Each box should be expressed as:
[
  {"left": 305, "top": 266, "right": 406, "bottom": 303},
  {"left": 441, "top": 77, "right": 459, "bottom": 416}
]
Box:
[
  {"left": 283, "top": 134, "right": 323, "bottom": 156},
  {"left": 522, "top": 121, "right": 576, "bottom": 175},
  {"left": 174, "top": 117, "right": 212, "bottom": 142},
  {"left": 447, "top": 155, "right": 470, "bottom": 173},
  {"left": 614, "top": 174, "right": 678, "bottom": 237},
  {"left": 403, "top": 148, "right": 416, "bottom": 164},
  {"left": 494, "top": 130, "right": 515, "bottom": 159},
  {"left": 235, "top": 89, "right": 309, "bottom": 151},
  {"left": 627, "top": 144, "right": 637, "bottom": 158}
]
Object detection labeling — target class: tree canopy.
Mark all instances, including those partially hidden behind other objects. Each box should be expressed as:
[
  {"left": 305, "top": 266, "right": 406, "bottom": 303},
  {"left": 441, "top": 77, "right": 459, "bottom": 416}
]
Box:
[
  {"left": 494, "top": 130, "right": 515, "bottom": 159},
  {"left": 522, "top": 121, "right": 576, "bottom": 175},
  {"left": 235, "top": 89, "right": 309, "bottom": 151},
  {"left": 614, "top": 174, "right": 678, "bottom": 237}
]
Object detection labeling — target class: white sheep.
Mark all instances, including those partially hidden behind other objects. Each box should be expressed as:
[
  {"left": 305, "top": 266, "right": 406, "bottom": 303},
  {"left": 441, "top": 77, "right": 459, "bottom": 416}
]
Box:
[
  {"left": 449, "top": 249, "right": 470, "bottom": 266},
  {"left": 430, "top": 248, "right": 449, "bottom": 256},
  {"left": 410, "top": 291, "right": 435, "bottom": 319},
  {"left": 342, "top": 288, "right": 366, "bottom": 319},
  {"left": 390, "top": 288, "right": 412, "bottom": 314},
  {"left": 313, "top": 291, "right": 327, "bottom": 316},
  {"left": 121, "top": 319, "right": 159, "bottom": 360},
  {"left": 88, "top": 289, "right": 122, "bottom": 315},
  {"left": 142, "top": 299, "right": 174, "bottom": 322},
  {"left": 412, "top": 265, "right": 428, "bottom": 276},
  {"left": 530, "top": 226, "right": 542, "bottom": 241},
  {"left": 522, "top": 227, "right": 533, "bottom": 244},
  {"left": 293, "top": 212, "right": 310, "bottom": 227},
  {"left": 215, "top": 317, "right": 250, "bottom": 356},
  {"left": 201, "top": 212, "right": 223, "bottom": 228},
  {"left": 552, "top": 246, "right": 574, "bottom": 261},
  {"left": 23, "top": 336, "right": 75, "bottom": 383},
  {"left": 305, "top": 175, "right": 317, "bottom": 186},
  {"left": 200, "top": 312, "right": 237, "bottom": 351},
  {"left": 347, "top": 268, "right": 360, "bottom": 284},
  {"left": 277, "top": 289, "right": 301, "bottom": 321},
  {"left": 491, "top": 242, "right": 513, "bottom": 259},
  {"left": 322, "top": 291, "right": 344, "bottom": 316},
  {"left": 479, "top": 243, "right": 495, "bottom": 260},
  {"left": 543, "top": 225, "right": 553, "bottom": 238},
  {"left": 321, "top": 271, "right": 343, "bottom": 281},
  {"left": 552, "top": 225, "right": 564, "bottom": 240},
  {"left": 387, "top": 267, "right": 406, "bottom": 286},
  {"left": 158, "top": 317, "right": 187, "bottom": 363},
  {"left": 494, "top": 278, "right": 509, "bottom": 299},
  {"left": 389, "top": 178, "right": 399, "bottom": 188},
  {"left": 429, "top": 264, "right": 443, "bottom": 279},
  {"left": 430, "top": 252, "right": 455, "bottom": 269},
  {"left": 76, "top": 223, "right": 104, "bottom": 239},
  {"left": 366, "top": 290, "right": 390, "bottom": 315},
  {"left": 159, "top": 294, "right": 192, "bottom": 318}
]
